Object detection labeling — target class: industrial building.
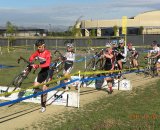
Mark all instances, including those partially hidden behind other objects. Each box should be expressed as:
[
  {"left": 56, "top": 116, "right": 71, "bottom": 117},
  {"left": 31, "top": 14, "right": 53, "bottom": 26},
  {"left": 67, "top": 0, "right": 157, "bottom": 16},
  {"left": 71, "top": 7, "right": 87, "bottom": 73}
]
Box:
[{"left": 79, "top": 10, "right": 160, "bottom": 37}]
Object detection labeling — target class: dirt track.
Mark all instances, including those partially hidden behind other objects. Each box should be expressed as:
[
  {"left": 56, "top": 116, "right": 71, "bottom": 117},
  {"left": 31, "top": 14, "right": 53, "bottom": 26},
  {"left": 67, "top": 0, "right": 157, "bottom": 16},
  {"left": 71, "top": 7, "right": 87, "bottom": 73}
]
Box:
[{"left": 0, "top": 73, "right": 159, "bottom": 130}]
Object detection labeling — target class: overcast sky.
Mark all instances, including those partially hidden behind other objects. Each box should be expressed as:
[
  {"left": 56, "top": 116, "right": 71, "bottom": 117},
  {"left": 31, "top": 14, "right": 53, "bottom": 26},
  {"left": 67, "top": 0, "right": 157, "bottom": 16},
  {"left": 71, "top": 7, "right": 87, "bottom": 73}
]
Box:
[{"left": 0, "top": 0, "right": 160, "bottom": 29}]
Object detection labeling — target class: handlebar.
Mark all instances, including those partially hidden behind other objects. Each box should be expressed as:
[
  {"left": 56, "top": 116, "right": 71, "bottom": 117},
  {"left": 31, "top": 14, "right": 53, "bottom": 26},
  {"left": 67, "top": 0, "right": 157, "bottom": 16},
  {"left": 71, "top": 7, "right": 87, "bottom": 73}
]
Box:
[
  {"left": 94, "top": 49, "right": 104, "bottom": 57},
  {"left": 17, "top": 56, "right": 36, "bottom": 73},
  {"left": 18, "top": 56, "right": 32, "bottom": 65},
  {"left": 54, "top": 50, "right": 66, "bottom": 61}
]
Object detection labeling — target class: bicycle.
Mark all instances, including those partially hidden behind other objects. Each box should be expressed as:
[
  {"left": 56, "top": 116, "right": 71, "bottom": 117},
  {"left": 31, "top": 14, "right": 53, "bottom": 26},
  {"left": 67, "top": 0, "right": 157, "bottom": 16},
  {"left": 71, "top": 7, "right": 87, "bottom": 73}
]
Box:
[
  {"left": 81, "top": 49, "right": 104, "bottom": 87},
  {"left": 85, "top": 49, "right": 104, "bottom": 71},
  {"left": 49, "top": 50, "right": 66, "bottom": 85},
  {"left": 5, "top": 56, "right": 34, "bottom": 94},
  {"left": 143, "top": 57, "right": 157, "bottom": 77}
]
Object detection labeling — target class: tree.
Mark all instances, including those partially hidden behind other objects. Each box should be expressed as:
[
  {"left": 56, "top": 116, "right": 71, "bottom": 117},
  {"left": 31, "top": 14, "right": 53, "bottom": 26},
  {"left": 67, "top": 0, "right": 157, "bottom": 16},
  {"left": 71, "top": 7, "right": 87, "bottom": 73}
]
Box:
[
  {"left": 5, "top": 21, "right": 16, "bottom": 52},
  {"left": 139, "top": 26, "right": 144, "bottom": 35},
  {"left": 69, "top": 16, "right": 83, "bottom": 37},
  {"left": 6, "top": 21, "right": 16, "bottom": 35},
  {"left": 90, "top": 29, "right": 96, "bottom": 37}
]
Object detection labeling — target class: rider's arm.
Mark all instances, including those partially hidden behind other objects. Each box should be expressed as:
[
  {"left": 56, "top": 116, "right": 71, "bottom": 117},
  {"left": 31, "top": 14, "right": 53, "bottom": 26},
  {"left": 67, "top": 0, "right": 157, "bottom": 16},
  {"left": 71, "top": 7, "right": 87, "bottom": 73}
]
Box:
[
  {"left": 152, "top": 51, "right": 160, "bottom": 58},
  {"left": 120, "top": 46, "right": 127, "bottom": 58},
  {"left": 104, "top": 53, "right": 114, "bottom": 59},
  {"left": 29, "top": 51, "right": 38, "bottom": 62}
]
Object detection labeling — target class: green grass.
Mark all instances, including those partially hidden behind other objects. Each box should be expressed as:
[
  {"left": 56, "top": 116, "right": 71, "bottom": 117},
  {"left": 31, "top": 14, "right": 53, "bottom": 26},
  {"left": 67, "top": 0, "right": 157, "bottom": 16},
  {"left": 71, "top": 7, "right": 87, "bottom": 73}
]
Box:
[
  {"left": 1, "top": 48, "right": 159, "bottom": 130},
  {"left": 0, "top": 49, "right": 88, "bottom": 87},
  {"left": 26, "top": 79, "right": 160, "bottom": 130},
  {"left": 0, "top": 48, "right": 147, "bottom": 87}
]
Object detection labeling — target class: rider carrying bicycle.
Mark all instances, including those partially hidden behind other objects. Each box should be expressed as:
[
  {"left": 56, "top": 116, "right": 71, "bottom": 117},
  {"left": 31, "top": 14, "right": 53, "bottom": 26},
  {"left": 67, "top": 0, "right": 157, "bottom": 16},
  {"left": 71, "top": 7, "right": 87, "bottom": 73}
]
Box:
[
  {"left": 131, "top": 47, "right": 139, "bottom": 68},
  {"left": 103, "top": 43, "right": 114, "bottom": 94},
  {"left": 149, "top": 41, "right": 160, "bottom": 76},
  {"left": 29, "top": 39, "right": 51, "bottom": 112},
  {"left": 63, "top": 43, "right": 75, "bottom": 91},
  {"left": 115, "top": 39, "right": 127, "bottom": 70}
]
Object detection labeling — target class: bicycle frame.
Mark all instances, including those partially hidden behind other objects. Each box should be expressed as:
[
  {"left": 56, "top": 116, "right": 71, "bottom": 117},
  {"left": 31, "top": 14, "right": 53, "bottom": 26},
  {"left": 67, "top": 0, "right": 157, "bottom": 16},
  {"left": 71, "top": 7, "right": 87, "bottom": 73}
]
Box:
[
  {"left": 5, "top": 56, "right": 33, "bottom": 94},
  {"left": 144, "top": 57, "right": 156, "bottom": 77},
  {"left": 85, "top": 49, "right": 104, "bottom": 71}
]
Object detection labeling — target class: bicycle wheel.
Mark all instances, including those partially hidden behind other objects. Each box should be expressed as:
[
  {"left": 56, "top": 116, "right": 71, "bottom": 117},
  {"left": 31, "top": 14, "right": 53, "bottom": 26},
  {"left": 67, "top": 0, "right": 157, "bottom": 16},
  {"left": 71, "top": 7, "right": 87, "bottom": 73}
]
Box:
[
  {"left": 150, "top": 65, "right": 156, "bottom": 77},
  {"left": 12, "top": 74, "right": 25, "bottom": 88},
  {"left": 81, "top": 58, "right": 96, "bottom": 87},
  {"left": 143, "top": 65, "right": 150, "bottom": 77},
  {"left": 85, "top": 58, "right": 95, "bottom": 71},
  {"left": 95, "top": 58, "right": 104, "bottom": 70},
  {"left": 4, "top": 75, "right": 24, "bottom": 97}
]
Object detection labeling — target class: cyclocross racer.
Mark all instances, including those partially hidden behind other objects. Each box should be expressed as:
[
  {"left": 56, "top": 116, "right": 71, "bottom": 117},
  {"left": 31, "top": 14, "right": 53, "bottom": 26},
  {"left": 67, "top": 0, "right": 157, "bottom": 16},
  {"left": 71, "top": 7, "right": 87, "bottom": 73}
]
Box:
[
  {"left": 29, "top": 39, "right": 51, "bottom": 113},
  {"left": 63, "top": 43, "right": 75, "bottom": 91}
]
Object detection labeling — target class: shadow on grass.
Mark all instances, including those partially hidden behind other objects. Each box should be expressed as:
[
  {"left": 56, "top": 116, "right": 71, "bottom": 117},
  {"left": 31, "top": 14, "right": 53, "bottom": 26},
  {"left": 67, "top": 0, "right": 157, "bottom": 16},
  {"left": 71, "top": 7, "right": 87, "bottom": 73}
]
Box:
[
  {"left": 80, "top": 88, "right": 105, "bottom": 95},
  {"left": 0, "top": 90, "right": 66, "bottom": 124},
  {"left": 0, "top": 105, "right": 40, "bottom": 123}
]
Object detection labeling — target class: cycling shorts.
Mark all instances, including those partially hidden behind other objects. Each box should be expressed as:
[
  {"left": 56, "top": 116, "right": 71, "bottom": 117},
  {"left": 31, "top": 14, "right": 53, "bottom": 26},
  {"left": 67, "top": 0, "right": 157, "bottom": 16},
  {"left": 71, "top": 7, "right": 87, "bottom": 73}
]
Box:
[
  {"left": 35, "top": 67, "right": 49, "bottom": 83},
  {"left": 63, "top": 61, "right": 73, "bottom": 74},
  {"left": 104, "top": 64, "right": 112, "bottom": 71}
]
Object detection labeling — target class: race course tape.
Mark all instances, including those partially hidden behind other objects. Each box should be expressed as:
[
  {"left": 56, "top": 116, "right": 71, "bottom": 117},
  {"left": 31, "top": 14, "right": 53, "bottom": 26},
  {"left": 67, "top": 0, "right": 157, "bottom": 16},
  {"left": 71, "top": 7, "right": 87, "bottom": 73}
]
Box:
[
  {"left": 0, "top": 67, "right": 144, "bottom": 97},
  {"left": 0, "top": 72, "right": 77, "bottom": 97},
  {"left": 0, "top": 69, "right": 144, "bottom": 107}
]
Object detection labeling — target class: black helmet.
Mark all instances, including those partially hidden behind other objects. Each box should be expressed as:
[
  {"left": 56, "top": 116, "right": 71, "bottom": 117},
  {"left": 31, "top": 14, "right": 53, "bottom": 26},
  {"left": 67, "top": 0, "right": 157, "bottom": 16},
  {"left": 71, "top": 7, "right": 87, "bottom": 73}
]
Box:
[{"left": 35, "top": 39, "right": 45, "bottom": 47}]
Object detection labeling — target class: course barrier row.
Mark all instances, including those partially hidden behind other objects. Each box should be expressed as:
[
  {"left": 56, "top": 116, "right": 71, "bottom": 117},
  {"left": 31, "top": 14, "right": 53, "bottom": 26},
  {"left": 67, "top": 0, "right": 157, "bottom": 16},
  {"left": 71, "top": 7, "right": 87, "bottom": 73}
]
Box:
[
  {"left": 0, "top": 69, "right": 144, "bottom": 107},
  {"left": 0, "top": 67, "right": 143, "bottom": 97}
]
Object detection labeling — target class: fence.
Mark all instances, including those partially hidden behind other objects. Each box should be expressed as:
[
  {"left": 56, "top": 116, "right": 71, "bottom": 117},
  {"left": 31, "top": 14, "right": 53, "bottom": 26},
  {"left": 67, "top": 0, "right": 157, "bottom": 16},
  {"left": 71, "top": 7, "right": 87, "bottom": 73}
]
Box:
[{"left": 0, "top": 35, "right": 160, "bottom": 47}]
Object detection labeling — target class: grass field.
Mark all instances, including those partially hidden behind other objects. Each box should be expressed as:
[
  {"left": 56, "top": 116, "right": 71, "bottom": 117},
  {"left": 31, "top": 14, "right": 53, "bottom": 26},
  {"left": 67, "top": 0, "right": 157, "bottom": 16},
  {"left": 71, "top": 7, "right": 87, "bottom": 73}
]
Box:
[
  {"left": 1, "top": 48, "right": 158, "bottom": 130},
  {"left": 0, "top": 47, "right": 147, "bottom": 86},
  {"left": 19, "top": 79, "right": 159, "bottom": 130},
  {"left": 0, "top": 49, "right": 85, "bottom": 87}
]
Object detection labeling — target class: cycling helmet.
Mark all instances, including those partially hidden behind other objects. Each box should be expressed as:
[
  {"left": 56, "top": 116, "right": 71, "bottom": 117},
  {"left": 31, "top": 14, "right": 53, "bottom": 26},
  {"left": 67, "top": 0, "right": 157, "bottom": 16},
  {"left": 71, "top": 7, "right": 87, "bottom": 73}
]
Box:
[
  {"left": 105, "top": 42, "right": 112, "bottom": 48},
  {"left": 119, "top": 39, "right": 124, "bottom": 44},
  {"left": 112, "top": 40, "right": 117, "bottom": 45},
  {"left": 127, "top": 42, "right": 132, "bottom": 46},
  {"left": 151, "top": 40, "right": 157, "bottom": 46},
  {"left": 35, "top": 39, "right": 45, "bottom": 47},
  {"left": 66, "top": 43, "right": 74, "bottom": 48},
  {"left": 132, "top": 47, "right": 136, "bottom": 51}
]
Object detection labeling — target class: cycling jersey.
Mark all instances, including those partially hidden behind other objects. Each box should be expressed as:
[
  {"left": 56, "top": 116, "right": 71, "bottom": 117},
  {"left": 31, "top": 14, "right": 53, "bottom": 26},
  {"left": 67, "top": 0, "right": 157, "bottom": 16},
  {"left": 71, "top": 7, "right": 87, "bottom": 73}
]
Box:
[
  {"left": 63, "top": 51, "right": 75, "bottom": 74},
  {"left": 150, "top": 47, "right": 160, "bottom": 53},
  {"left": 29, "top": 49, "right": 51, "bottom": 68},
  {"left": 64, "top": 52, "right": 75, "bottom": 61},
  {"left": 116, "top": 46, "right": 127, "bottom": 62},
  {"left": 104, "top": 57, "right": 113, "bottom": 70},
  {"left": 29, "top": 49, "right": 51, "bottom": 83},
  {"left": 131, "top": 50, "right": 139, "bottom": 59}
]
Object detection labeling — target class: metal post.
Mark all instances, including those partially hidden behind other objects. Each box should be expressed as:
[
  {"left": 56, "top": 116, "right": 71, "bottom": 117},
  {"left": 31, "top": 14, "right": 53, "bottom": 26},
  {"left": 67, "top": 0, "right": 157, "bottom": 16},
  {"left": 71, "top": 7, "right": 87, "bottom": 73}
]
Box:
[
  {"left": 56, "top": 39, "right": 57, "bottom": 50},
  {"left": 26, "top": 39, "right": 28, "bottom": 51},
  {"left": 7, "top": 38, "right": 10, "bottom": 53},
  {"left": 85, "top": 56, "right": 86, "bottom": 69},
  {"left": 77, "top": 71, "right": 81, "bottom": 108}
]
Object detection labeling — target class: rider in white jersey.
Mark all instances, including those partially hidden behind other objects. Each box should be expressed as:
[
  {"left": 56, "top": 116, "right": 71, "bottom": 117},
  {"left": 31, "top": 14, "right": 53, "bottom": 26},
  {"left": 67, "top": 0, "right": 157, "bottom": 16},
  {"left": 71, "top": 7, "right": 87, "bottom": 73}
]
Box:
[
  {"left": 150, "top": 41, "right": 160, "bottom": 76},
  {"left": 63, "top": 43, "right": 75, "bottom": 90}
]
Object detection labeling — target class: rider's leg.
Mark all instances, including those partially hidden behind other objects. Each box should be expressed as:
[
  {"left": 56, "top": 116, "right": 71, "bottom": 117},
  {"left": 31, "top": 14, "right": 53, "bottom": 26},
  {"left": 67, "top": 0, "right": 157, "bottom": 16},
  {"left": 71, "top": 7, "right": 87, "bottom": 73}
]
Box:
[
  {"left": 156, "top": 62, "right": 160, "bottom": 76},
  {"left": 41, "top": 85, "right": 48, "bottom": 108},
  {"left": 63, "top": 72, "right": 71, "bottom": 91},
  {"left": 106, "top": 77, "right": 113, "bottom": 94},
  {"left": 118, "top": 60, "right": 123, "bottom": 70}
]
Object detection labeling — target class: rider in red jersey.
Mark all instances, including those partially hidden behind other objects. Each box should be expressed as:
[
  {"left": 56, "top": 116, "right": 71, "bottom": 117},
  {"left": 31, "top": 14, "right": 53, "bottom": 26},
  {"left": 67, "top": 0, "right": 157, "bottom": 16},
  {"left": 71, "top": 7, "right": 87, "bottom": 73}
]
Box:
[{"left": 29, "top": 39, "right": 51, "bottom": 113}]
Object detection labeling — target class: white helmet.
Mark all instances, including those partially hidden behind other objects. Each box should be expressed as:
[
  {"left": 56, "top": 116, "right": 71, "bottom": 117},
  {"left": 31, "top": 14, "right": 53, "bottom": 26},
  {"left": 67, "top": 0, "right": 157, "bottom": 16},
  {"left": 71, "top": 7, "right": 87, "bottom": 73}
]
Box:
[
  {"left": 119, "top": 39, "right": 124, "bottom": 44},
  {"left": 66, "top": 43, "right": 74, "bottom": 48},
  {"left": 105, "top": 42, "right": 112, "bottom": 48},
  {"left": 132, "top": 47, "right": 136, "bottom": 51}
]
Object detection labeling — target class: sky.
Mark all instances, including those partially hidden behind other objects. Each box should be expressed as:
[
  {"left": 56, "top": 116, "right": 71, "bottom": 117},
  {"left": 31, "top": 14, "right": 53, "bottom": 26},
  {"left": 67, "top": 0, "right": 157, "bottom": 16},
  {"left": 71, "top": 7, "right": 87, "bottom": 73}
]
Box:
[{"left": 0, "top": 0, "right": 160, "bottom": 29}]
